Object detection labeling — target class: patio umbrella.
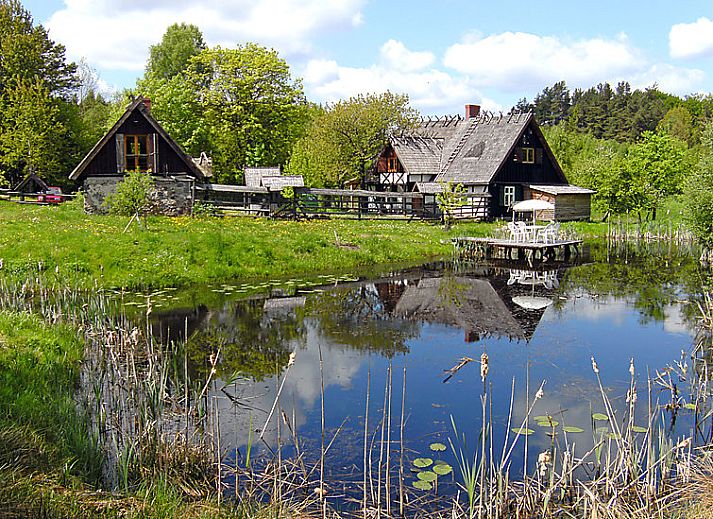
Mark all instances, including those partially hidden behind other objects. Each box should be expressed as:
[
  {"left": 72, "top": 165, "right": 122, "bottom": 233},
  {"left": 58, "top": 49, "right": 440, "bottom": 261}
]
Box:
[
  {"left": 512, "top": 295, "right": 553, "bottom": 310},
  {"left": 512, "top": 199, "right": 555, "bottom": 225}
]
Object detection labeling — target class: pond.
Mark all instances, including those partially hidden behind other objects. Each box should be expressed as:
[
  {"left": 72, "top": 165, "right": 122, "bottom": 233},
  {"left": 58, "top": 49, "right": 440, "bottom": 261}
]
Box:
[{"left": 130, "top": 240, "right": 705, "bottom": 505}]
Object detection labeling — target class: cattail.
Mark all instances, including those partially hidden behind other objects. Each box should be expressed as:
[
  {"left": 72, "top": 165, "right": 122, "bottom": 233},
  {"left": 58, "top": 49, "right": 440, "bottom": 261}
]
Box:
[
  {"left": 629, "top": 358, "right": 635, "bottom": 377},
  {"left": 591, "top": 356, "right": 599, "bottom": 374},
  {"left": 537, "top": 451, "right": 551, "bottom": 478},
  {"left": 480, "top": 352, "right": 489, "bottom": 382},
  {"left": 535, "top": 387, "right": 544, "bottom": 400}
]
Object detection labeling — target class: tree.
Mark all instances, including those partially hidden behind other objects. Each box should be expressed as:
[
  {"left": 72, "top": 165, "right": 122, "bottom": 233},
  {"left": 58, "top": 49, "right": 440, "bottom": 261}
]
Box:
[
  {"left": 186, "top": 44, "right": 310, "bottom": 183},
  {"left": 0, "top": 78, "right": 69, "bottom": 186},
  {"left": 146, "top": 23, "right": 205, "bottom": 80},
  {"left": 0, "top": 0, "right": 79, "bottom": 185},
  {"left": 436, "top": 181, "right": 467, "bottom": 230},
  {"left": 287, "top": 92, "right": 418, "bottom": 187},
  {"left": 103, "top": 170, "right": 156, "bottom": 227},
  {"left": 684, "top": 123, "right": 713, "bottom": 259}
]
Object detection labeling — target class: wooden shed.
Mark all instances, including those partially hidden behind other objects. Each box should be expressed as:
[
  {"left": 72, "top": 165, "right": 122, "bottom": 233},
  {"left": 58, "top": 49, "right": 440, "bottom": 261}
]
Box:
[{"left": 526, "top": 184, "right": 595, "bottom": 221}]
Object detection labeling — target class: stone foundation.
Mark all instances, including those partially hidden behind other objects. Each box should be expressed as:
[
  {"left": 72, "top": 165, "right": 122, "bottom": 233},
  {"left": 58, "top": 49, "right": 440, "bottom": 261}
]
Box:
[{"left": 83, "top": 176, "right": 195, "bottom": 216}]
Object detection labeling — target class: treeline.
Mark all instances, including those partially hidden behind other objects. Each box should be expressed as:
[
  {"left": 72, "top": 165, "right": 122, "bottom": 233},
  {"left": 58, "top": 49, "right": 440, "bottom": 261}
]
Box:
[{"left": 516, "top": 80, "right": 713, "bottom": 145}]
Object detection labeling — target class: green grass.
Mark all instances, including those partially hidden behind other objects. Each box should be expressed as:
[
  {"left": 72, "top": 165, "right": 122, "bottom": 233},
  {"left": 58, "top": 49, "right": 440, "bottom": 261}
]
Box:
[{"left": 0, "top": 199, "right": 494, "bottom": 290}]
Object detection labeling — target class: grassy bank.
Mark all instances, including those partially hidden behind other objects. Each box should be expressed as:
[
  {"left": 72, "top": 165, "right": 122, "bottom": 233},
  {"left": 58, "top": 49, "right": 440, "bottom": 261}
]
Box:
[
  {"left": 0, "top": 200, "right": 498, "bottom": 290},
  {"left": 0, "top": 310, "right": 288, "bottom": 518}
]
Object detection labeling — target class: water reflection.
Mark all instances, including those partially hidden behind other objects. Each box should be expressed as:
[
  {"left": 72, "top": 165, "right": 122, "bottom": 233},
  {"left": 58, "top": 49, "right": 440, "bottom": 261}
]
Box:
[{"left": 144, "top": 248, "right": 701, "bottom": 485}]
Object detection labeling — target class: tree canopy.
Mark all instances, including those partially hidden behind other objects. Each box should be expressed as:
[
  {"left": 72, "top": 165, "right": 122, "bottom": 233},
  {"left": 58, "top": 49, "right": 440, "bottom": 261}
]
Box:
[{"left": 287, "top": 92, "right": 418, "bottom": 187}]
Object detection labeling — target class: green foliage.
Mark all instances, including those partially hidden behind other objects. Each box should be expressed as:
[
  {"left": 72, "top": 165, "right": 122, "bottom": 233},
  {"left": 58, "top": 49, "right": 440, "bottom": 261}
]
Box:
[
  {"left": 146, "top": 23, "right": 205, "bottom": 80},
  {"left": 186, "top": 44, "right": 310, "bottom": 183},
  {"left": 0, "top": 1, "right": 79, "bottom": 186},
  {"left": 103, "top": 170, "right": 156, "bottom": 217},
  {"left": 436, "top": 181, "right": 467, "bottom": 229},
  {"left": 684, "top": 123, "right": 713, "bottom": 247},
  {"left": 288, "top": 92, "right": 418, "bottom": 187}
]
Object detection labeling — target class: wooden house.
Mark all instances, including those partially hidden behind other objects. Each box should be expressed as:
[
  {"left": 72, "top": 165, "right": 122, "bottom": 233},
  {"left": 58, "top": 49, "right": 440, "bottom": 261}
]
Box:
[
  {"left": 69, "top": 97, "right": 210, "bottom": 215},
  {"left": 374, "top": 104, "right": 593, "bottom": 221},
  {"left": 13, "top": 172, "right": 50, "bottom": 195}
]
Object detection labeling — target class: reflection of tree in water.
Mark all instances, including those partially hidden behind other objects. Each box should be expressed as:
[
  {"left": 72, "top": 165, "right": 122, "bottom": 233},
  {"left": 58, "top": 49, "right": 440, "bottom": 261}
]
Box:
[
  {"left": 306, "top": 283, "right": 418, "bottom": 356},
  {"left": 186, "top": 298, "right": 306, "bottom": 382},
  {"left": 559, "top": 240, "right": 703, "bottom": 326}
]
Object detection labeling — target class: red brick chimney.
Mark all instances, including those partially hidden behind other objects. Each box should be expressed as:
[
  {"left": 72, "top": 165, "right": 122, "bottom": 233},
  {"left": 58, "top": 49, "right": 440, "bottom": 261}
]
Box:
[
  {"left": 465, "top": 104, "right": 480, "bottom": 119},
  {"left": 143, "top": 97, "right": 152, "bottom": 113}
]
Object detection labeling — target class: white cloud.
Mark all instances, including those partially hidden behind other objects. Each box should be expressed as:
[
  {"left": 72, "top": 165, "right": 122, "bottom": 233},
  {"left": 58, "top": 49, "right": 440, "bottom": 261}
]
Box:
[
  {"left": 379, "top": 39, "right": 435, "bottom": 72},
  {"left": 45, "top": 0, "right": 366, "bottom": 71},
  {"left": 629, "top": 63, "right": 705, "bottom": 96},
  {"left": 669, "top": 17, "right": 713, "bottom": 59},
  {"left": 303, "top": 40, "right": 501, "bottom": 115},
  {"left": 443, "top": 31, "right": 642, "bottom": 92}
]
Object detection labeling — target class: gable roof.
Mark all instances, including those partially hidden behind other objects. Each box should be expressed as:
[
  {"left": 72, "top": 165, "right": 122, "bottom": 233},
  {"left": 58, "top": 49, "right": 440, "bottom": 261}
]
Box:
[
  {"left": 244, "top": 166, "right": 282, "bottom": 188},
  {"left": 69, "top": 97, "right": 206, "bottom": 181},
  {"left": 389, "top": 111, "right": 567, "bottom": 186},
  {"left": 14, "top": 172, "right": 49, "bottom": 193}
]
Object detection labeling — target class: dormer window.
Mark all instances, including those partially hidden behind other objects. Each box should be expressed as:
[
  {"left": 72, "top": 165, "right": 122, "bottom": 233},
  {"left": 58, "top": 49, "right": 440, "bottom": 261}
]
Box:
[{"left": 387, "top": 157, "right": 399, "bottom": 172}]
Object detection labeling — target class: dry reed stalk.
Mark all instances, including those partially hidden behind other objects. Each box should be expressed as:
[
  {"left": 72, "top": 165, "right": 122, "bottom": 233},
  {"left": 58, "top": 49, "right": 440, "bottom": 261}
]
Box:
[
  {"left": 399, "top": 366, "right": 406, "bottom": 518},
  {"left": 363, "top": 367, "right": 370, "bottom": 517}
]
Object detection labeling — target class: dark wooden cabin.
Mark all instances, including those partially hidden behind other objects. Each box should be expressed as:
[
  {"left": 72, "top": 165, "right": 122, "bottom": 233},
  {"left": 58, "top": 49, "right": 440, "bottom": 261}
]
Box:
[
  {"left": 70, "top": 97, "right": 210, "bottom": 214},
  {"left": 375, "top": 104, "right": 592, "bottom": 221}
]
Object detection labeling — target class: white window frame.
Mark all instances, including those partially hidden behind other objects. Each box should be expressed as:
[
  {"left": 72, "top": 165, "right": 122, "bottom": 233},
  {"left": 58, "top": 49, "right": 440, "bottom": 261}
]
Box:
[{"left": 504, "top": 185, "right": 516, "bottom": 207}]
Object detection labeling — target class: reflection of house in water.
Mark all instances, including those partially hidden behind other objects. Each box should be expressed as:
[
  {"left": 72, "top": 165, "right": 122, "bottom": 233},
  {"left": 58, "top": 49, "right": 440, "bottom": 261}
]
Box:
[
  {"left": 392, "top": 269, "right": 559, "bottom": 342},
  {"left": 151, "top": 304, "right": 210, "bottom": 344}
]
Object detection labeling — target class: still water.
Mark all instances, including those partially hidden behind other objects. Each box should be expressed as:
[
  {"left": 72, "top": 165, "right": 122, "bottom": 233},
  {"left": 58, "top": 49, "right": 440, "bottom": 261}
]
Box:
[{"left": 145, "top": 241, "right": 702, "bottom": 494}]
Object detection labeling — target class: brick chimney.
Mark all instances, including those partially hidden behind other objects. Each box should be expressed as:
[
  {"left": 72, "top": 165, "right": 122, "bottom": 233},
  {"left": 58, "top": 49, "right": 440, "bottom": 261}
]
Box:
[
  {"left": 465, "top": 104, "right": 480, "bottom": 119},
  {"left": 142, "top": 97, "right": 152, "bottom": 113}
]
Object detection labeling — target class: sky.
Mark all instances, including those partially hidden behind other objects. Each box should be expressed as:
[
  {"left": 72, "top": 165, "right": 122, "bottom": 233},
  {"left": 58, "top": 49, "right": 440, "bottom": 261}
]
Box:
[{"left": 23, "top": 0, "right": 713, "bottom": 115}]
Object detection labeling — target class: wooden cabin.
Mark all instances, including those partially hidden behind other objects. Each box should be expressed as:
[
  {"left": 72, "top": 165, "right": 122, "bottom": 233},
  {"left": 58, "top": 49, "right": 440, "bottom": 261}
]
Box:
[
  {"left": 374, "top": 104, "right": 593, "bottom": 221},
  {"left": 69, "top": 97, "right": 210, "bottom": 215}
]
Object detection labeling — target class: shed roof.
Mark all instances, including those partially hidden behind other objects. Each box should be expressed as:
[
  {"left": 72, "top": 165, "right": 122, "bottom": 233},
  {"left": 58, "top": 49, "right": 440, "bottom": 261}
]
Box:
[
  {"left": 244, "top": 167, "right": 281, "bottom": 187},
  {"left": 529, "top": 184, "right": 596, "bottom": 195},
  {"left": 262, "top": 175, "right": 305, "bottom": 190},
  {"left": 69, "top": 97, "right": 206, "bottom": 181}
]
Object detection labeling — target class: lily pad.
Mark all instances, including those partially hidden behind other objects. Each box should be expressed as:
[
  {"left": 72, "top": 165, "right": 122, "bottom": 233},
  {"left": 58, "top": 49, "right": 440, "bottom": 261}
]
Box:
[
  {"left": 684, "top": 403, "right": 697, "bottom": 410},
  {"left": 433, "top": 463, "right": 453, "bottom": 476},
  {"left": 511, "top": 427, "right": 535, "bottom": 435},
  {"left": 429, "top": 442, "right": 447, "bottom": 452},
  {"left": 417, "top": 471, "right": 437, "bottom": 482},
  {"left": 631, "top": 425, "right": 648, "bottom": 433},
  {"left": 592, "top": 413, "right": 609, "bottom": 421},
  {"left": 533, "top": 415, "right": 551, "bottom": 421},
  {"left": 607, "top": 433, "right": 622, "bottom": 440},
  {"left": 536, "top": 420, "right": 559, "bottom": 427},
  {"left": 413, "top": 458, "right": 433, "bottom": 468},
  {"left": 562, "top": 426, "right": 585, "bottom": 433},
  {"left": 413, "top": 480, "right": 432, "bottom": 491}
]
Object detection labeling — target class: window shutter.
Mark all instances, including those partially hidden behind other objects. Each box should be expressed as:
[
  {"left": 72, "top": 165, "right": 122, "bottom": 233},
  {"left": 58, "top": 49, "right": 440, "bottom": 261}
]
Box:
[
  {"left": 499, "top": 185, "right": 505, "bottom": 206},
  {"left": 116, "top": 134, "right": 125, "bottom": 173},
  {"left": 148, "top": 133, "right": 159, "bottom": 174},
  {"left": 536, "top": 148, "right": 543, "bottom": 165}
]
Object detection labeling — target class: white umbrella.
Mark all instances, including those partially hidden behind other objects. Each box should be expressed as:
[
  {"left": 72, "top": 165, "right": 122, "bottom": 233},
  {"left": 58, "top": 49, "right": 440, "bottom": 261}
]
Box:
[
  {"left": 512, "top": 199, "right": 554, "bottom": 224},
  {"left": 512, "top": 295, "right": 553, "bottom": 310}
]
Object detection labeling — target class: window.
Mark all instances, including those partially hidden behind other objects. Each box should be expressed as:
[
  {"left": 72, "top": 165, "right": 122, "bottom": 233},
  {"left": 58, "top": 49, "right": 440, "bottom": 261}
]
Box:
[
  {"left": 503, "top": 185, "right": 516, "bottom": 207},
  {"left": 387, "top": 157, "right": 398, "bottom": 172},
  {"left": 125, "top": 135, "right": 150, "bottom": 172},
  {"left": 522, "top": 147, "right": 535, "bottom": 164}
]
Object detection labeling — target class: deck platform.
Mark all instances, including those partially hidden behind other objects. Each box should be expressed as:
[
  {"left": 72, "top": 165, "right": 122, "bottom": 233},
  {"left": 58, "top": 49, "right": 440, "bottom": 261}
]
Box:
[{"left": 452, "top": 237, "right": 583, "bottom": 265}]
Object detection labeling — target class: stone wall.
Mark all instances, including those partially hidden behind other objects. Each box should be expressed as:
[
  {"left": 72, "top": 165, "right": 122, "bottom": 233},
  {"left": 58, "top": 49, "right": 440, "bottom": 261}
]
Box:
[{"left": 83, "top": 176, "right": 195, "bottom": 216}]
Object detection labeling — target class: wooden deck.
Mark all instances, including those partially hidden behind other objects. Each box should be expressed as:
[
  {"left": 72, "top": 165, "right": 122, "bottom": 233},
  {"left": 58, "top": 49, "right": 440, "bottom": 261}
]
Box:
[{"left": 452, "top": 236, "right": 583, "bottom": 265}]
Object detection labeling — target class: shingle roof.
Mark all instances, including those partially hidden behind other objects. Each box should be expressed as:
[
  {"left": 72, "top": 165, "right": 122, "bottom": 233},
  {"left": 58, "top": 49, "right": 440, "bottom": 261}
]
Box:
[
  {"left": 391, "top": 136, "right": 442, "bottom": 176},
  {"left": 262, "top": 175, "right": 304, "bottom": 190},
  {"left": 389, "top": 111, "right": 549, "bottom": 186}
]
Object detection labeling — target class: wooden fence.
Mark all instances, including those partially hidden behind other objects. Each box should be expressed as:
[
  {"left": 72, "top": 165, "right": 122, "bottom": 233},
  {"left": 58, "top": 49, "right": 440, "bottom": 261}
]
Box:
[{"left": 196, "top": 184, "right": 491, "bottom": 220}]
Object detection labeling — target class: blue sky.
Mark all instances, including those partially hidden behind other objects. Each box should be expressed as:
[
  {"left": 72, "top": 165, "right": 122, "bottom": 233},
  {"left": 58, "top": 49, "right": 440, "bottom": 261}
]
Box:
[{"left": 24, "top": 0, "right": 713, "bottom": 115}]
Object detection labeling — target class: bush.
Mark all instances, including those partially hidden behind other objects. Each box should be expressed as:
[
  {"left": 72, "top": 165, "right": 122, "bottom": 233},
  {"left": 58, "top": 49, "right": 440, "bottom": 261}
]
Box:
[{"left": 103, "top": 170, "right": 155, "bottom": 217}]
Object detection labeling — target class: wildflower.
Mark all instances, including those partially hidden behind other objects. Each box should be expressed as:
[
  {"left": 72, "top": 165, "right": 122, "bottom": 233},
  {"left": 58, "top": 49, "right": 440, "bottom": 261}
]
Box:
[
  {"left": 480, "top": 352, "right": 489, "bottom": 381},
  {"left": 591, "top": 356, "right": 599, "bottom": 374}
]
